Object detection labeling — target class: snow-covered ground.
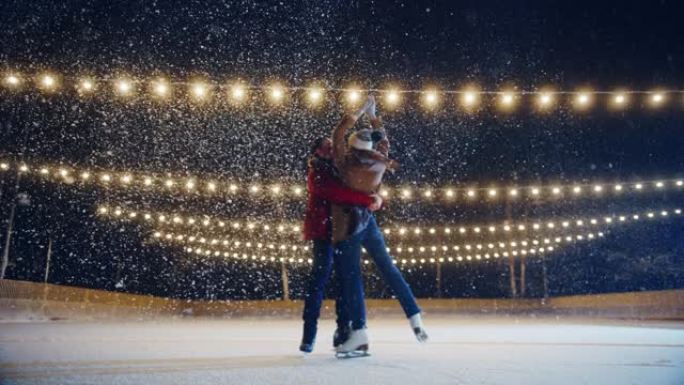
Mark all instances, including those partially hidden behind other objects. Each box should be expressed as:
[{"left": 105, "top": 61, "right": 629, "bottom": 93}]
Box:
[{"left": 1, "top": 315, "right": 683, "bottom": 385}]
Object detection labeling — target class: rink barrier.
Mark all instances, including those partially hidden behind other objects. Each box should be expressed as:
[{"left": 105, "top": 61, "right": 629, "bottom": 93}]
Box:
[{"left": 1, "top": 279, "right": 683, "bottom": 321}]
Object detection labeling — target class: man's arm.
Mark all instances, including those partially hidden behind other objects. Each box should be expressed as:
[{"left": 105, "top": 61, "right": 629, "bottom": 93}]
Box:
[
  {"left": 331, "top": 114, "right": 356, "bottom": 168},
  {"left": 312, "top": 170, "right": 374, "bottom": 207}
]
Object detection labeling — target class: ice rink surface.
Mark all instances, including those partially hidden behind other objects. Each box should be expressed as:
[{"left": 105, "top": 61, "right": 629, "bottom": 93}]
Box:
[{"left": 1, "top": 315, "right": 683, "bottom": 385}]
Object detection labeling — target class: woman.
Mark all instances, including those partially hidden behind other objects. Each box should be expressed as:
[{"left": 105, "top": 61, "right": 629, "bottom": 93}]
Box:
[
  {"left": 332, "top": 96, "right": 428, "bottom": 355},
  {"left": 300, "top": 136, "right": 382, "bottom": 353}
]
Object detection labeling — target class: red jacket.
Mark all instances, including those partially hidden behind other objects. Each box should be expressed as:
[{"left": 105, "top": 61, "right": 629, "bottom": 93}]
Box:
[{"left": 303, "top": 158, "right": 374, "bottom": 241}]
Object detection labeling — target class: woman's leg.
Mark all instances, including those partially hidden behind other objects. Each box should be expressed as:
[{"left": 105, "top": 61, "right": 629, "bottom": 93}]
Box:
[
  {"left": 361, "top": 216, "right": 421, "bottom": 318},
  {"left": 301, "top": 239, "right": 334, "bottom": 348},
  {"left": 334, "top": 236, "right": 366, "bottom": 331}
]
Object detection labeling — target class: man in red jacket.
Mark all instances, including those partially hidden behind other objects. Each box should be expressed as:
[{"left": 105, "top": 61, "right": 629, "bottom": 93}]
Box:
[{"left": 300, "top": 136, "right": 382, "bottom": 353}]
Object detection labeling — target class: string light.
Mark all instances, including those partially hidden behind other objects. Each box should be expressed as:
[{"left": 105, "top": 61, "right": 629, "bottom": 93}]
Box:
[
  {"left": 650, "top": 92, "right": 665, "bottom": 106},
  {"left": 115, "top": 79, "right": 133, "bottom": 95},
  {"left": 4, "top": 160, "right": 683, "bottom": 204},
  {"left": 461, "top": 89, "right": 479, "bottom": 109},
  {"left": 537, "top": 91, "right": 554, "bottom": 109},
  {"left": 384, "top": 88, "right": 401, "bottom": 106},
  {"left": 190, "top": 81, "right": 209, "bottom": 100},
  {"left": 307, "top": 87, "right": 323, "bottom": 105},
  {"left": 183, "top": 242, "right": 557, "bottom": 266},
  {"left": 269, "top": 84, "right": 285, "bottom": 103},
  {"left": 39, "top": 74, "right": 58, "bottom": 91},
  {"left": 401, "top": 188, "right": 412, "bottom": 199},
  {"left": 3, "top": 74, "right": 21, "bottom": 88},
  {"left": 575, "top": 91, "right": 592, "bottom": 109},
  {"left": 230, "top": 83, "right": 246, "bottom": 102},
  {"left": 77, "top": 78, "right": 95, "bottom": 93},
  {"left": 100, "top": 204, "right": 682, "bottom": 239},
  {"left": 423, "top": 89, "right": 439, "bottom": 108},
  {"left": 156, "top": 229, "right": 599, "bottom": 259},
  {"left": 152, "top": 78, "right": 170, "bottom": 97},
  {"left": 346, "top": 87, "right": 362, "bottom": 104},
  {"left": 612, "top": 92, "right": 627, "bottom": 107},
  {"left": 3, "top": 71, "right": 684, "bottom": 113},
  {"left": 499, "top": 91, "right": 515, "bottom": 108}
]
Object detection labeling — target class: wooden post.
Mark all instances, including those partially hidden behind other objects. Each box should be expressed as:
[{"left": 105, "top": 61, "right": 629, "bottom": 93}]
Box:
[
  {"left": 44, "top": 236, "right": 53, "bottom": 283},
  {"left": 508, "top": 254, "right": 517, "bottom": 298},
  {"left": 281, "top": 260, "right": 289, "bottom": 301},
  {"left": 435, "top": 261, "right": 442, "bottom": 298},
  {"left": 541, "top": 254, "right": 549, "bottom": 302},
  {"left": 1, "top": 172, "right": 21, "bottom": 281},
  {"left": 505, "top": 201, "right": 517, "bottom": 298},
  {"left": 520, "top": 255, "right": 526, "bottom": 297},
  {"left": 0, "top": 202, "right": 16, "bottom": 280}
]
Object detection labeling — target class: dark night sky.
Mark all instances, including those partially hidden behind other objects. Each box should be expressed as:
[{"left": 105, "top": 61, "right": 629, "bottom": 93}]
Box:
[{"left": 0, "top": 0, "right": 682, "bottom": 300}]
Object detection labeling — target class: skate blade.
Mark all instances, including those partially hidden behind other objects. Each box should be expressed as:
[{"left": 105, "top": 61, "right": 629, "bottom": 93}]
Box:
[
  {"left": 335, "top": 344, "right": 370, "bottom": 359},
  {"left": 414, "top": 328, "right": 429, "bottom": 343},
  {"left": 335, "top": 350, "right": 371, "bottom": 359}
]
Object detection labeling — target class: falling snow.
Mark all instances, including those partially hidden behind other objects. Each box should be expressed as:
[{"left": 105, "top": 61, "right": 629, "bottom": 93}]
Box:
[{"left": 0, "top": 0, "right": 681, "bottom": 370}]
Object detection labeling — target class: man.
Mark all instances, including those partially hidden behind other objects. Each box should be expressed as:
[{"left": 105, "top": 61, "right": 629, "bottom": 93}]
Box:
[
  {"left": 300, "top": 136, "right": 382, "bottom": 353},
  {"left": 332, "top": 96, "right": 428, "bottom": 355}
]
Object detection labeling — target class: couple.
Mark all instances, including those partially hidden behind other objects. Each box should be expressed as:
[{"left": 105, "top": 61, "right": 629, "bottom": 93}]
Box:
[{"left": 300, "top": 96, "right": 428, "bottom": 356}]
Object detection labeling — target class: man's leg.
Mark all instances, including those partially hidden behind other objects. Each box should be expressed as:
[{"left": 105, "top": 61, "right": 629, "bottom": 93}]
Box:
[
  {"left": 300, "top": 239, "right": 334, "bottom": 350},
  {"left": 332, "top": 244, "right": 351, "bottom": 347},
  {"left": 361, "top": 216, "right": 421, "bottom": 318}
]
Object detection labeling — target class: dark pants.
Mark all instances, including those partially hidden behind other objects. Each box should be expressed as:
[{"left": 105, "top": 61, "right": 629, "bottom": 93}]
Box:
[
  {"left": 336, "top": 215, "right": 421, "bottom": 330},
  {"left": 301, "top": 239, "right": 348, "bottom": 344}
]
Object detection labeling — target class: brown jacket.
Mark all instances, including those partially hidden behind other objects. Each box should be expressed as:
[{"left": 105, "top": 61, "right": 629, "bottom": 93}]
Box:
[{"left": 330, "top": 114, "right": 397, "bottom": 243}]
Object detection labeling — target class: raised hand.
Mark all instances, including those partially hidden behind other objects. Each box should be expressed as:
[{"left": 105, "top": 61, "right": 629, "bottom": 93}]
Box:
[
  {"left": 365, "top": 95, "right": 377, "bottom": 120},
  {"left": 351, "top": 95, "right": 375, "bottom": 120}
]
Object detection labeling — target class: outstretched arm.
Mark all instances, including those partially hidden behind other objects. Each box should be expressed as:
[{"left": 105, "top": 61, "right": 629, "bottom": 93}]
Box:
[
  {"left": 331, "top": 96, "right": 375, "bottom": 167},
  {"left": 366, "top": 96, "right": 390, "bottom": 157},
  {"left": 331, "top": 114, "right": 356, "bottom": 168}
]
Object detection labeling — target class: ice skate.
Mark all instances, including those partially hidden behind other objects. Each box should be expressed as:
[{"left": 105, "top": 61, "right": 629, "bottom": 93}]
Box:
[
  {"left": 299, "top": 341, "right": 314, "bottom": 354},
  {"left": 333, "top": 324, "right": 351, "bottom": 348},
  {"left": 409, "top": 313, "right": 429, "bottom": 343},
  {"left": 335, "top": 328, "right": 370, "bottom": 359}
]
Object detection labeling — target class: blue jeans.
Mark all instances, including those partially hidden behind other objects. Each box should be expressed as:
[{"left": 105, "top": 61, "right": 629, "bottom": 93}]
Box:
[
  {"left": 336, "top": 214, "right": 421, "bottom": 330},
  {"left": 301, "top": 239, "right": 348, "bottom": 344}
]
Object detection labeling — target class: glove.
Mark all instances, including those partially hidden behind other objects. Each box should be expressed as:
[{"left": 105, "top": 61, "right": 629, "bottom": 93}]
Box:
[
  {"left": 351, "top": 95, "right": 375, "bottom": 120},
  {"left": 366, "top": 95, "right": 377, "bottom": 120}
]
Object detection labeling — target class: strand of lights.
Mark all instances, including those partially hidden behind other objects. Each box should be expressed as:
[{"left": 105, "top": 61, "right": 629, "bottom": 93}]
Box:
[
  {"left": 181, "top": 244, "right": 554, "bottom": 266},
  {"left": 151, "top": 229, "right": 602, "bottom": 258},
  {"left": 97, "top": 204, "right": 682, "bottom": 238},
  {"left": 2, "top": 160, "right": 682, "bottom": 204},
  {"left": 2, "top": 72, "right": 681, "bottom": 111}
]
